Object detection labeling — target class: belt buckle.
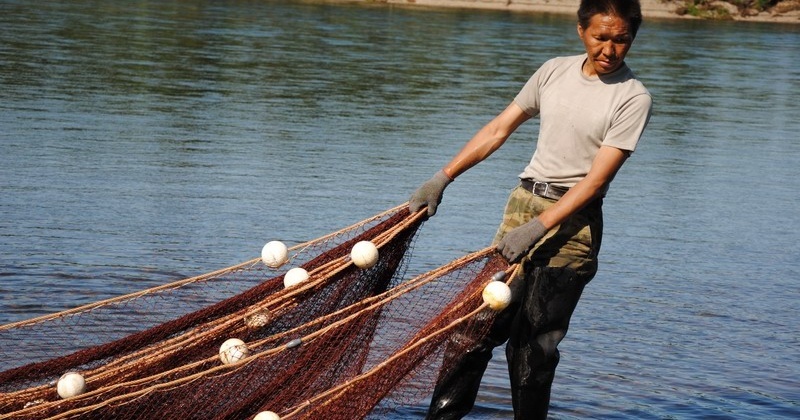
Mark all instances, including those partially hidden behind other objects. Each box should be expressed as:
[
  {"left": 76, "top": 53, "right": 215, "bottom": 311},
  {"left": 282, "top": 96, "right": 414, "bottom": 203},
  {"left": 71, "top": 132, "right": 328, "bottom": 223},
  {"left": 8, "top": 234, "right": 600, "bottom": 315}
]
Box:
[{"left": 533, "top": 181, "right": 550, "bottom": 198}]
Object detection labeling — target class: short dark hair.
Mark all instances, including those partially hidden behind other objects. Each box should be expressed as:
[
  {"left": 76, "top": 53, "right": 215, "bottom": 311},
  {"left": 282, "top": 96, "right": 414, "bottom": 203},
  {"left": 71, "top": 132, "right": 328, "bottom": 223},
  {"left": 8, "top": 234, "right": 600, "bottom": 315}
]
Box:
[{"left": 578, "top": 0, "right": 643, "bottom": 38}]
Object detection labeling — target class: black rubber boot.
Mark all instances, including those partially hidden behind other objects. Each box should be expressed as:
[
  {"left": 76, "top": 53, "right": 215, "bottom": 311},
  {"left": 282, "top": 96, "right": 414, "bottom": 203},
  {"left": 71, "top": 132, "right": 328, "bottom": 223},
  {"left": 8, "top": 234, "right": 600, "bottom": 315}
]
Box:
[
  {"left": 506, "top": 266, "right": 587, "bottom": 419},
  {"left": 426, "top": 287, "right": 521, "bottom": 420}
]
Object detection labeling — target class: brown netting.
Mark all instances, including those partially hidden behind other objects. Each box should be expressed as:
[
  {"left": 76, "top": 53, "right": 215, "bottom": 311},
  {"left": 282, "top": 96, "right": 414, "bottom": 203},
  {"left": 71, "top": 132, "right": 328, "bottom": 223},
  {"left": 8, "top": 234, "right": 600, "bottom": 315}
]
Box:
[
  {"left": 0, "top": 204, "right": 517, "bottom": 420},
  {"left": 281, "top": 249, "right": 513, "bottom": 420}
]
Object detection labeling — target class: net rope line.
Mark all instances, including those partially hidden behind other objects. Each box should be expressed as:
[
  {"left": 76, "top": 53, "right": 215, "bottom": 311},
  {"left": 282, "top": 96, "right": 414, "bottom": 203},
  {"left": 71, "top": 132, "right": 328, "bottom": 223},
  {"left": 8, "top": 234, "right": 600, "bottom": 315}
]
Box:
[
  {"left": 1, "top": 203, "right": 522, "bottom": 419},
  {"left": 0, "top": 206, "right": 416, "bottom": 390},
  {"left": 0, "top": 203, "right": 409, "bottom": 333},
  {"left": 301, "top": 252, "right": 517, "bottom": 419},
  {"left": 0, "top": 205, "right": 425, "bottom": 416},
  {"left": 0, "top": 203, "right": 413, "bottom": 388},
  {"left": 282, "top": 262, "right": 523, "bottom": 419},
  {"left": 34, "top": 244, "right": 502, "bottom": 420},
  {"left": 8, "top": 240, "right": 502, "bottom": 419},
  {"left": 0, "top": 207, "right": 422, "bottom": 416}
]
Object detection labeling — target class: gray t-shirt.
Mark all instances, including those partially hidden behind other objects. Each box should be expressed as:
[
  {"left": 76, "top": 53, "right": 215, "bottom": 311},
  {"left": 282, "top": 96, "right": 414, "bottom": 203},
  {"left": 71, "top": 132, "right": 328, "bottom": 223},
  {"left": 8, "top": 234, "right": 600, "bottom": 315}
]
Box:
[{"left": 514, "top": 54, "right": 652, "bottom": 189}]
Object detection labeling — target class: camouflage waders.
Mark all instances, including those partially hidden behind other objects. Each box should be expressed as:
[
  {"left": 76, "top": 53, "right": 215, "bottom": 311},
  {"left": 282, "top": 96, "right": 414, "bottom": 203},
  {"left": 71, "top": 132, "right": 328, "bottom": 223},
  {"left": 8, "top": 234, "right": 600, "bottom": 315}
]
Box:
[{"left": 427, "top": 184, "right": 603, "bottom": 420}]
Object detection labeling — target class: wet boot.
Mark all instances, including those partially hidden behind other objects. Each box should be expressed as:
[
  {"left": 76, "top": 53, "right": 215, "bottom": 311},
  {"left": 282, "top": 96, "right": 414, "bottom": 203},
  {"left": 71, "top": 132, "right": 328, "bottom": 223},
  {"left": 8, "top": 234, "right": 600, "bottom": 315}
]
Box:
[
  {"left": 424, "top": 335, "right": 496, "bottom": 419},
  {"left": 506, "top": 266, "right": 587, "bottom": 419},
  {"left": 426, "top": 286, "right": 522, "bottom": 420}
]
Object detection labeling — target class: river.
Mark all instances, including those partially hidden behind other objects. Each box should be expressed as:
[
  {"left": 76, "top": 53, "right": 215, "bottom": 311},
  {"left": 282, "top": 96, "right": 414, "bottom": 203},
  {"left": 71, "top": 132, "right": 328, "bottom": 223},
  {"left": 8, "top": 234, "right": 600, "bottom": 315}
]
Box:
[{"left": 1, "top": 0, "right": 798, "bottom": 418}]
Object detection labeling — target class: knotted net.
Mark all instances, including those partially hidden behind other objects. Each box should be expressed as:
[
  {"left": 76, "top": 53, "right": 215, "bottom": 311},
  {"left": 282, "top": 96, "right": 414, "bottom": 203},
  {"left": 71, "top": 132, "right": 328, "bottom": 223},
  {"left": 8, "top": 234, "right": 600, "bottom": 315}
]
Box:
[{"left": 0, "top": 204, "right": 513, "bottom": 419}]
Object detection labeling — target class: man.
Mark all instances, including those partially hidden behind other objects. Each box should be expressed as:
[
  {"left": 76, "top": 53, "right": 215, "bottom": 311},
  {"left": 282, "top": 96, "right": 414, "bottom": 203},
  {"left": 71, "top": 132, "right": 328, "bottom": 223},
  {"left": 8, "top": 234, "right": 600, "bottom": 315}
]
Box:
[{"left": 408, "top": 0, "right": 652, "bottom": 418}]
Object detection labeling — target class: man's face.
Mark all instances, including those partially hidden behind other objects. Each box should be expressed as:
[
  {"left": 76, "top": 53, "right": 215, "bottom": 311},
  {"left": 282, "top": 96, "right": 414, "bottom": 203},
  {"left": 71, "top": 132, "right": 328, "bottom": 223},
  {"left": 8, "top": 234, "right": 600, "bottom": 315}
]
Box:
[{"left": 577, "top": 14, "right": 634, "bottom": 76}]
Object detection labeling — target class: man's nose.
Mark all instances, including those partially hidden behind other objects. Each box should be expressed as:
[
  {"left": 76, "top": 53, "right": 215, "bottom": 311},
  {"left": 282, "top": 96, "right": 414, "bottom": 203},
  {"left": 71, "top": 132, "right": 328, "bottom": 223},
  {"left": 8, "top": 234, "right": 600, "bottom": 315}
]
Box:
[{"left": 602, "top": 42, "right": 615, "bottom": 58}]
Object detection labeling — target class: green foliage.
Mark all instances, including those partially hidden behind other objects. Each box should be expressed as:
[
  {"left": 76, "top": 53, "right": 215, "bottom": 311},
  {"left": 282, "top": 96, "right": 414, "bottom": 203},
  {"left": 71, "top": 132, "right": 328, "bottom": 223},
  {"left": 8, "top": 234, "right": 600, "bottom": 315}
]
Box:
[{"left": 680, "top": 1, "right": 732, "bottom": 19}]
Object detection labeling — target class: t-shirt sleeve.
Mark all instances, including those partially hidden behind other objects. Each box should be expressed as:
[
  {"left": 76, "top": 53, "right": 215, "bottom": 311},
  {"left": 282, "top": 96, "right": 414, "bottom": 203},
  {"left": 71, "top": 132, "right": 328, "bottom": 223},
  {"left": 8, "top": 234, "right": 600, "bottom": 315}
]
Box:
[
  {"left": 513, "top": 74, "right": 540, "bottom": 116},
  {"left": 513, "top": 60, "right": 556, "bottom": 117},
  {"left": 603, "top": 92, "right": 652, "bottom": 153}
]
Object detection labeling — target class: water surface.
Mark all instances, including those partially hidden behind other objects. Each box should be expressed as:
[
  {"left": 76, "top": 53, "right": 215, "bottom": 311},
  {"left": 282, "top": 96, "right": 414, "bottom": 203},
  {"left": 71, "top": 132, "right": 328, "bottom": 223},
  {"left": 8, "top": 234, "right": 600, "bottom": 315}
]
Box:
[{"left": 1, "top": 1, "right": 798, "bottom": 418}]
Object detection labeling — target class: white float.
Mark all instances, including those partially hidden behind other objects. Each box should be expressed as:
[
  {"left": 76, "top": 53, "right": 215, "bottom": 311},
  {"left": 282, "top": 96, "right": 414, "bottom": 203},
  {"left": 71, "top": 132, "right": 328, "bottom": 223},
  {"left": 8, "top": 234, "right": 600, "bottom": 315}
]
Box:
[
  {"left": 219, "top": 338, "right": 250, "bottom": 365},
  {"left": 56, "top": 372, "right": 86, "bottom": 399},
  {"left": 482, "top": 281, "right": 512, "bottom": 311},
  {"left": 350, "top": 240, "right": 379, "bottom": 269},
  {"left": 283, "top": 267, "right": 309, "bottom": 288},
  {"left": 261, "top": 241, "right": 289, "bottom": 268}
]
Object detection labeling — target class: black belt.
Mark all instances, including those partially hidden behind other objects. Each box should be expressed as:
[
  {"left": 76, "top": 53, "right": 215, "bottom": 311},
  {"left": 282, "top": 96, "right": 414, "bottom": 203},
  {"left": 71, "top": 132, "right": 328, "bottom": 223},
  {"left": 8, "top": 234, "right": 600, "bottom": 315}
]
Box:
[{"left": 520, "top": 179, "right": 569, "bottom": 201}]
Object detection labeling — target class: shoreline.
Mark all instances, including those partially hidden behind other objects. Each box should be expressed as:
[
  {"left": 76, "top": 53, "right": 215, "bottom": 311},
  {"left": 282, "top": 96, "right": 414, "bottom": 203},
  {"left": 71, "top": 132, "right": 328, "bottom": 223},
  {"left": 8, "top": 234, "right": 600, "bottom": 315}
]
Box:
[{"left": 342, "top": 0, "right": 800, "bottom": 24}]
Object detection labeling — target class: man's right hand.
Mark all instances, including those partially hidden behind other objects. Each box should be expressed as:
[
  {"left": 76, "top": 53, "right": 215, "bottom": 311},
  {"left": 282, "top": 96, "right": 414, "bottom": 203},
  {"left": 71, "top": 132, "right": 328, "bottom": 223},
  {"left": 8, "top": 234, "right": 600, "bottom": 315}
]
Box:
[{"left": 408, "top": 170, "right": 452, "bottom": 217}]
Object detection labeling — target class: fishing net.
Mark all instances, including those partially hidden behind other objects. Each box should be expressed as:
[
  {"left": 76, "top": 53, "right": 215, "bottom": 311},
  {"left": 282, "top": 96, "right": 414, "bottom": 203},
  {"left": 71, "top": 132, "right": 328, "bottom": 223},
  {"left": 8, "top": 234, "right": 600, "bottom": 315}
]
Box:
[
  {"left": 279, "top": 248, "right": 513, "bottom": 420},
  {"left": 0, "top": 204, "right": 515, "bottom": 419}
]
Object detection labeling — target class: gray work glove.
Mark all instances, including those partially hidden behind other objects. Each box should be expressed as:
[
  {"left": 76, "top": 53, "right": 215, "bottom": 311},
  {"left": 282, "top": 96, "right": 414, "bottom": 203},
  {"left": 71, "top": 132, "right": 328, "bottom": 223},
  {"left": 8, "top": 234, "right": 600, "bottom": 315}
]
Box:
[
  {"left": 496, "top": 218, "right": 548, "bottom": 263},
  {"left": 408, "top": 170, "right": 452, "bottom": 217}
]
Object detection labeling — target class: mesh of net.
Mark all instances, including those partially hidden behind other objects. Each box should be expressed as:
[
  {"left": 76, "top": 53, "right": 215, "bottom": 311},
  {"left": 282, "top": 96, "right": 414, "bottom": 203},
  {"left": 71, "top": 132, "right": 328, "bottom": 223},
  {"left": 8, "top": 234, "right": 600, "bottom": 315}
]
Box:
[{"left": 0, "top": 204, "right": 514, "bottom": 419}]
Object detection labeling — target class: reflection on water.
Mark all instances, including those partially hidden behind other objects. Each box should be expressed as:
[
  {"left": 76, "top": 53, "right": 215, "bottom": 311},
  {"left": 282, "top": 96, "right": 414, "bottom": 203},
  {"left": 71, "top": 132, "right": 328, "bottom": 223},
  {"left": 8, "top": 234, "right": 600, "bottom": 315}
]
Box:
[{"left": 1, "top": 0, "right": 798, "bottom": 418}]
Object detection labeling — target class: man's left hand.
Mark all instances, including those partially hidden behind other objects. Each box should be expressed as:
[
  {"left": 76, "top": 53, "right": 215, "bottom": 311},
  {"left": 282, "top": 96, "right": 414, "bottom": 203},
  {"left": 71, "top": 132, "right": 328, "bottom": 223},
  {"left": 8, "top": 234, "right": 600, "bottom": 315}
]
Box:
[{"left": 496, "top": 218, "right": 548, "bottom": 263}]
